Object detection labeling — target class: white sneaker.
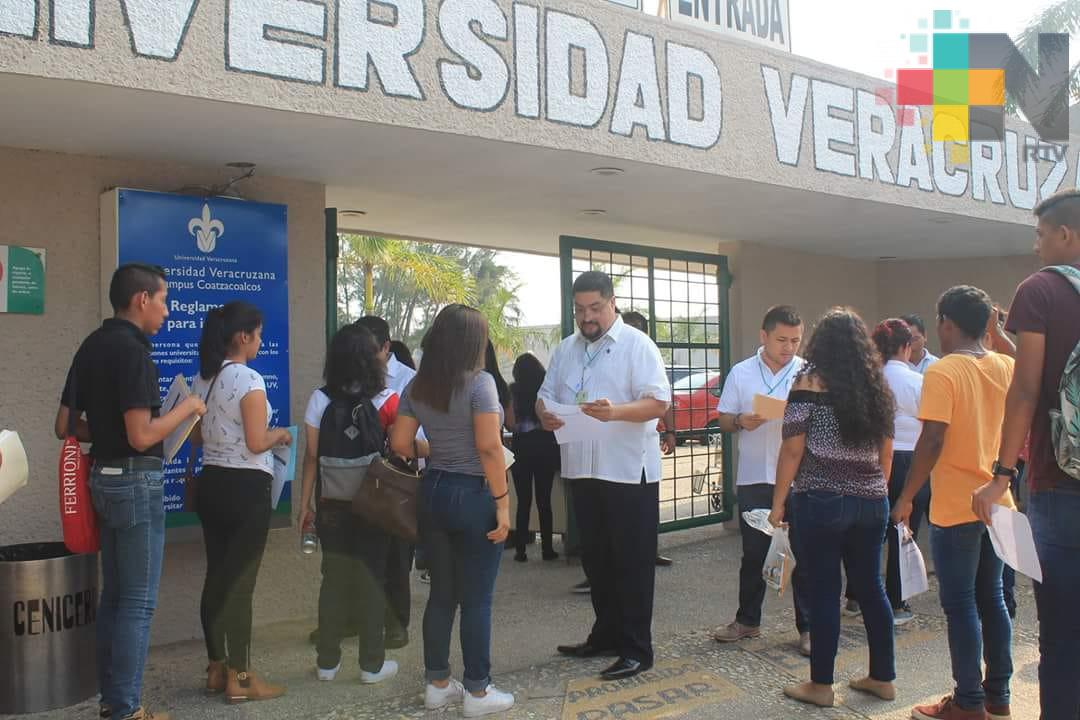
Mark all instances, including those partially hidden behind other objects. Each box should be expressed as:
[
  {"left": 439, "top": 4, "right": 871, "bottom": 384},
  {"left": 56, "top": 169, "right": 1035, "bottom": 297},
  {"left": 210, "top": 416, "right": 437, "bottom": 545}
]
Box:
[
  {"left": 425, "top": 679, "right": 465, "bottom": 710},
  {"left": 316, "top": 661, "right": 341, "bottom": 682},
  {"left": 360, "top": 660, "right": 398, "bottom": 685},
  {"left": 463, "top": 685, "right": 515, "bottom": 717}
]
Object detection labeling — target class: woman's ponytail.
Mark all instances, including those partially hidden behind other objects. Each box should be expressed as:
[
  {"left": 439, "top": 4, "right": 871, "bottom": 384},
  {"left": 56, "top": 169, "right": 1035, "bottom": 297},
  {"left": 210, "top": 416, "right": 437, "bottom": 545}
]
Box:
[
  {"left": 199, "top": 306, "right": 229, "bottom": 379},
  {"left": 198, "top": 302, "right": 263, "bottom": 379}
]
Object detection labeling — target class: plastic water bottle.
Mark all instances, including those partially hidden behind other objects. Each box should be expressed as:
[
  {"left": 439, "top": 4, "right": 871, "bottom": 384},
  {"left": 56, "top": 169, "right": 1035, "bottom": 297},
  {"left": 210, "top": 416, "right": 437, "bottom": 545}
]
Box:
[{"left": 301, "top": 517, "right": 318, "bottom": 555}]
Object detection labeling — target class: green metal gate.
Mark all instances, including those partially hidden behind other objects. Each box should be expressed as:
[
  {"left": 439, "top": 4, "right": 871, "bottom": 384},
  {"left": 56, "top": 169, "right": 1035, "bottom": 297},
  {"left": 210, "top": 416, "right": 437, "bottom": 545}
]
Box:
[{"left": 559, "top": 236, "right": 735, "bottom": 529}]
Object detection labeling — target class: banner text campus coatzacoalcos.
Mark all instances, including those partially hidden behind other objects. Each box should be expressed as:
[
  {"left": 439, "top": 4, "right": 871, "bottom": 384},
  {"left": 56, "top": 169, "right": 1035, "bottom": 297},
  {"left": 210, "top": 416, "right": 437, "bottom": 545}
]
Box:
[{"left": 113, "top": 189, "right": 290, "bottom": 522}]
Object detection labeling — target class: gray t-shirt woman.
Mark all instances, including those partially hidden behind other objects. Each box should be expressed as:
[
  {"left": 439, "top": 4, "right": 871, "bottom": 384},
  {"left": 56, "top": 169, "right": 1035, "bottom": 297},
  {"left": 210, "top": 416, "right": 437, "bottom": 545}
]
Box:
[{"left": 398, "top": 371, "right": 503, "bottom": 476}]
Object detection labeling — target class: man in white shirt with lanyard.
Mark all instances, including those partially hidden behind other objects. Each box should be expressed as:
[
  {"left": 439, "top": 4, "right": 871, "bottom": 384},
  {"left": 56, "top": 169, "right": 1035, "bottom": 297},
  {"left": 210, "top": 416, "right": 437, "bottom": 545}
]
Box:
[
  {"left": 539, "top": 271, "right": 671, "bottom": 682},
  {"left": 902, "top": 314, "right": 939, "bottom": 374},
  {"left": 712, "top": 306, "right": 812, "bottom": 654}
]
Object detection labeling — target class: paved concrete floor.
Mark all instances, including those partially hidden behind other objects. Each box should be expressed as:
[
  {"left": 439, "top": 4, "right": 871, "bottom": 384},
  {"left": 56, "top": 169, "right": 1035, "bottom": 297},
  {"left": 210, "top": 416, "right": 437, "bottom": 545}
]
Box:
[{"left": 4, "top": 524, "right": 1041, "bottom": 720}]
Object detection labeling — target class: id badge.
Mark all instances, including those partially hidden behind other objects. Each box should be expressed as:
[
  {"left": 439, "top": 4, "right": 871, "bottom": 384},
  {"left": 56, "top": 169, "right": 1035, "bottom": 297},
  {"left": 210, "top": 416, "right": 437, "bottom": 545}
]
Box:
[{"left": 575, "top": 390, "right": 589, "bottom": 404}]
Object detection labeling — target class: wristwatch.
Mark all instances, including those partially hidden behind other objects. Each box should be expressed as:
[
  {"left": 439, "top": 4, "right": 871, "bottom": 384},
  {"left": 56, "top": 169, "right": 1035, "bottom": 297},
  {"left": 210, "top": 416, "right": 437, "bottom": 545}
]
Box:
[{"left": 991, "top": 460, "right": 1018, "bottom": 481}]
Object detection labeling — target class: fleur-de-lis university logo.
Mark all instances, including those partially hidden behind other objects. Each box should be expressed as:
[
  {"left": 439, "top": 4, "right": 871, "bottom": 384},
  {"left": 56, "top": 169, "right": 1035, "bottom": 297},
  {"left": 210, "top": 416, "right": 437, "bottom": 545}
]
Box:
[{"left": 189, "top": 204, "right": 225, "bottom": 253}]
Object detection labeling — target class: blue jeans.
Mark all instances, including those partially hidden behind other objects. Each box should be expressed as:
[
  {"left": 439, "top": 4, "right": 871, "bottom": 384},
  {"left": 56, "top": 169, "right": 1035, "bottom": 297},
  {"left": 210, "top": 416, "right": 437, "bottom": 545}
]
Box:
[
  {"left": 930, "top": 522, "right": 1012, "bottom": 711},
  {"left": 1029, "top": 489, "right": 1080, "bottom": 720},
  {"left": 793, "top": 491, "right": 894, "bottom": 685},
  {"left": 419, "top": 470, "right": 502, "bottom": 693},
  {"left": 90, "top": 468, "right": 166, "bottom": 718}
]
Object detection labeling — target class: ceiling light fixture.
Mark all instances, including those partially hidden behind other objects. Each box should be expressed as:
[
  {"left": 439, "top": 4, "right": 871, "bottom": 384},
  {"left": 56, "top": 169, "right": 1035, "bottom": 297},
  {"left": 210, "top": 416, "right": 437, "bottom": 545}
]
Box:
[
  {"left": 580, "top": 209, "right": 607, "bottom": 216},
  {"left": 339, "top": 209, "right": 367, "bottom": 216},
  {"left": 878, "top": 255, "right": 897, "bottom": 260},
  {"left": 590, "top": 167, "right": 625, "bottom": 176}
]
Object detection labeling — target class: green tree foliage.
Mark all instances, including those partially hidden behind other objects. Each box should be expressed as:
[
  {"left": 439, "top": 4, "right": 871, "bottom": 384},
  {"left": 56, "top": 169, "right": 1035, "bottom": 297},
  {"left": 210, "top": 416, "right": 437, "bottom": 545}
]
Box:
[
  {"left": 337, "top": 236, "right": 534, "bottom": 356},
  {"left": 1006, "top": 0, "right": 1080, "bottom": 117}
]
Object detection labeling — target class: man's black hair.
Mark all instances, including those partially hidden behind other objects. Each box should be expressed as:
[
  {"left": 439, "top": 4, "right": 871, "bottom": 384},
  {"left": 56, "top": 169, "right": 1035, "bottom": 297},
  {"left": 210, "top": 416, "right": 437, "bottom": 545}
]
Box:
[
  {"left": 353, "top": 315, "right": 391, "bottom": 347},
  {"left": 621, "top": 311, "right": 649, "bottom": 334},
  {"left": 109, "top": 263, "right": 166, "bottom": 312},
  {"left": 1034, "top": 189, "right": 1080, "bottom": 230},
  {"left": 901, "top": 314, "right": 926, "bottom": 335},
  {"left": 762, "top": 305, "right": 801, "bottom": 332},
  {"left": 572, "top": 271, "right": 614, "bottom": 299},
  {"left": 937, "top": 285, "right": 993, "bottom": 340}
]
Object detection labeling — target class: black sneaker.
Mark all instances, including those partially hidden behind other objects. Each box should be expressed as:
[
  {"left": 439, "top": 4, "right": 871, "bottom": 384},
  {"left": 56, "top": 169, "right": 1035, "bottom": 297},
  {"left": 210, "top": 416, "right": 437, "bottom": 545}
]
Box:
[{"left": 571, "top": 580, "right": 591, "bottom": 595}]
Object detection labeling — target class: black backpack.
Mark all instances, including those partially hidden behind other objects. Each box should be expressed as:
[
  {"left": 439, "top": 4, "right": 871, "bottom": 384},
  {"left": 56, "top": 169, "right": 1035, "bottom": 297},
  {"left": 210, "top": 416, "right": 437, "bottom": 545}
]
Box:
[{"left": 315, "top": 387, "right": 385, "bottom": 502}]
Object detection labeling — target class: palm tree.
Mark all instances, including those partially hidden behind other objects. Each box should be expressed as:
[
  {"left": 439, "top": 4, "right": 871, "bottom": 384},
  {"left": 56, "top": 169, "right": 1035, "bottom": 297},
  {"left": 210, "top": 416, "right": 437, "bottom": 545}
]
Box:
[
  {"left": 1006, "top": 0, "right": 1079, "bottom": 119},
  {"left": 338, "top": 234, "right": 471, "bottom": 319}
]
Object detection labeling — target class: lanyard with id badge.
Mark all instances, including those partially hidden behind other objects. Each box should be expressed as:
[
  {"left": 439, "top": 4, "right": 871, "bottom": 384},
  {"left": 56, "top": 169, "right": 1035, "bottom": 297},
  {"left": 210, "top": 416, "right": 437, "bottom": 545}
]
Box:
[{"left": 575, "top": 340, "right": 608, "bottom": 404}]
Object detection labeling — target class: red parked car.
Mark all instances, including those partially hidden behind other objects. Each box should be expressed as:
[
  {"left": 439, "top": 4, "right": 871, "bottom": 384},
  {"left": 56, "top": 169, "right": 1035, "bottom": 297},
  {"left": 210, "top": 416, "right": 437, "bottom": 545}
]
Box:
[{"left": 668, "top": 371, "right": 723, "bottom": 443}]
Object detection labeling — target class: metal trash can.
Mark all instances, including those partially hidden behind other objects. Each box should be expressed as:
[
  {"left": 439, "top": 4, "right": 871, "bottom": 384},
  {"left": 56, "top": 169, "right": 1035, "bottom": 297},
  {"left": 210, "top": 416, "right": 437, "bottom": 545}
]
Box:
[{"left": 0, "top": 542, "right": 98, "bottom": 714}]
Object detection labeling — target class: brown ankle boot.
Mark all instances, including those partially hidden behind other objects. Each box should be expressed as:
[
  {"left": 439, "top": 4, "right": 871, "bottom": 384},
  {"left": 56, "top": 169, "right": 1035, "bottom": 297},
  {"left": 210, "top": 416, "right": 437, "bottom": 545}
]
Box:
[
  {"left": 118, "top": 708, "right": 170, "bottom": 720},
  {"left": 225, "top": 669, "right": 285, "bottom": 704},
  {"left": 205, "top": 660, "right": 227, "bottom": 694}
]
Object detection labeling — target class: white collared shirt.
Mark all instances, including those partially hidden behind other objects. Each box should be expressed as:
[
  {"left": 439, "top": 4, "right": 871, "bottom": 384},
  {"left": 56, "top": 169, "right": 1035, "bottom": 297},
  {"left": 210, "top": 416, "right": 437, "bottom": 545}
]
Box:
[
  {"left": 538, "top": 316, "right": 671, "bottom": 484},
  {"left": 883, "top": 359, "right": 923, "bottom": 452},
  {"left": 715, "top": 348, "right": 804, "bottom": 486},
  {"left": 386, "top": 354, "right": 417, "bottom": 395},
  {"left": 909, "top": 350, "right": 938, "bottom": 374}
]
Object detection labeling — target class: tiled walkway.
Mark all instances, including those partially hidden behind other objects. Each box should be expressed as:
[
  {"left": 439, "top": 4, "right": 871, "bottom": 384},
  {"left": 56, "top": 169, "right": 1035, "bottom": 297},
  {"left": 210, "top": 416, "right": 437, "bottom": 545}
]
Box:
[{"left": 5, "top": 525, "right": 1041, "bottom": 720}]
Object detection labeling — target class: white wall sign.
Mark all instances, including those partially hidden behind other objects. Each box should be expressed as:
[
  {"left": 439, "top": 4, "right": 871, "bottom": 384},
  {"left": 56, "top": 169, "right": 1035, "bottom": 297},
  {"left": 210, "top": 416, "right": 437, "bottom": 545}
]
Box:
[
  {"left": 666, "top": 0, "right": 790, "bottom": 52},
  {"left": 0, "top": 0, "right": 1063, "bottom": 209},
  {"left": 760, "top": 65, "right": 1062, "bottom": 210}
]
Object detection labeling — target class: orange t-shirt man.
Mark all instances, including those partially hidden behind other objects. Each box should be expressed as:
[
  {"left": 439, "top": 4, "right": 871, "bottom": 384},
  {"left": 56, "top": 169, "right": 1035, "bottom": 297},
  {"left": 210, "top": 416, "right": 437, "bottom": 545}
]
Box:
[{"left": 918, "top": 352, "right": 1017, "bottom": 527}]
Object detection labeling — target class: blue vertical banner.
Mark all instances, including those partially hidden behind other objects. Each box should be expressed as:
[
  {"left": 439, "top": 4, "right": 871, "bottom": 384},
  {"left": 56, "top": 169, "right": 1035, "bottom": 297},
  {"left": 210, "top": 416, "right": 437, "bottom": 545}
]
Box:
[{"left": 112, "top": 189, "right": 290, "bottom": 526}]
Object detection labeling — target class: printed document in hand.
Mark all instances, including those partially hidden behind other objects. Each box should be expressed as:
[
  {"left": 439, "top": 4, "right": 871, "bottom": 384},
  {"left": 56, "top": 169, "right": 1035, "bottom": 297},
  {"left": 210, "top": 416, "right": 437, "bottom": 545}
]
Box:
[
  {"left": 162, "top": 374, "right": 199, "bottom": 463},
  {"left": 897, "top": 523, "right": 929, "bottom": 601},
  {"left": 271, "top": 426, "right": 298, "bottom": 510},
  {"left": 988, "top": 505, "right": 1043, "bottom": 582},
  {"left": 0, "top": 430, "right": 29, "bottom": 506},
  {"left": 752, "top": 394, "right": 787, "bottom": 421},
  {"left": 502, "top": 445, "right": 515, "bottom": 470},
  {"left": 544, "top": 400, "right": 621, "bottom": 445}
]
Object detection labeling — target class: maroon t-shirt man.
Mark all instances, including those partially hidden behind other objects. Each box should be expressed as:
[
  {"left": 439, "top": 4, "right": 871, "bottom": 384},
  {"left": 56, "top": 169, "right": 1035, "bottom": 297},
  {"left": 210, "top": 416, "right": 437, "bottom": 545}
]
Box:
[{"left": 1005, "top": 264, "right": 1080, "bottom": 492}]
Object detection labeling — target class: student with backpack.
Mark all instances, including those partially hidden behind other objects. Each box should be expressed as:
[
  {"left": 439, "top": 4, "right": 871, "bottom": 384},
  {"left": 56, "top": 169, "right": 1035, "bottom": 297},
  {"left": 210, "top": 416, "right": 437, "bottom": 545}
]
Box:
[
  {"left": 975, "top": 189, "right": 1080, "bottom": 720},
  {"left": 296, "top": 324, "right": 401, "bottom": 685}
]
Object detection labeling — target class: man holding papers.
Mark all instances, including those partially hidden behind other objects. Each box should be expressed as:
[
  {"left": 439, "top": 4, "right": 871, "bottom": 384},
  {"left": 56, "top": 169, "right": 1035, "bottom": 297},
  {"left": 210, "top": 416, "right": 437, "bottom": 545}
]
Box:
[
  {"left": 711, "top": 306, "right": 811, "bottom": 656},
  {"left": 55, "top": 264, "right": 206, "bottom": 720},
  {"left": 538, "top": 271, "right": 670, "bottom": 682},
  {"left": 892, "top": 286, "right": 1016, "bottom": 720},
  {"left": 974, "top": 190, "right": 1080, "bottom": 720}
]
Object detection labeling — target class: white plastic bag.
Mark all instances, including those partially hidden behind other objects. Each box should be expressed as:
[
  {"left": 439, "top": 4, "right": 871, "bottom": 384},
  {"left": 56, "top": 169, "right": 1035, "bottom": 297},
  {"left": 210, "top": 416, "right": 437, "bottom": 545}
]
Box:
[
  {"left": 0, "top": 430, "right": 28, "bottom": 506},
  {"left": 741, "top": 508, "right": 775, "bottom": 536},
  {"left": 763, "top": 527, "right": 796, "bottom": 596},
  {"left": 897, "top": 523, "right": 929, "bottom": 601}
]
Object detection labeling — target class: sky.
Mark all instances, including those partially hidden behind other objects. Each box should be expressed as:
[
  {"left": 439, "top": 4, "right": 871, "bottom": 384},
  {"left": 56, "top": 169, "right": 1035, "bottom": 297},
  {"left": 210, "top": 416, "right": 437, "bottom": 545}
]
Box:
[{"left": 499, "top": 0, "right": 1064, "bottom": 327}]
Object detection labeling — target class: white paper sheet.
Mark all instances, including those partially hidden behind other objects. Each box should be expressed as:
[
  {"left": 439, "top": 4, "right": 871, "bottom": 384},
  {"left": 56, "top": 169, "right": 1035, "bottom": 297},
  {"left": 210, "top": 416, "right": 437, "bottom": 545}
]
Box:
[
  {"left": 162, "top": 374, "right": 199, "bottom": 463},
  {"left": 502, "top": 445, "right": 515, "bottom": 469},
  {"left": 271, "top": 426, "right": 298, "bottom": 510},
  {"left": 0, "top": 430, "right": 29, "bottom": 506},
  {"left": 897, "top": 523, "right": 929, "bottom": 601},
  {"left": 988, "top": 505, "right": 1043, "bottom": 583},
  {"left": 543, "top": 400, "right": 621, "bottom": 445}
]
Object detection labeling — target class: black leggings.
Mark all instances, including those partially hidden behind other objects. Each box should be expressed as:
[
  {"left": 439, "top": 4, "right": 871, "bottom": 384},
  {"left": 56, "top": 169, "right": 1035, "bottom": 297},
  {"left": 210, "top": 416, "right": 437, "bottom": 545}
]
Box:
[
  {"left": 316, "top": 502, "right": 392, "bottom": 673},
  {"left": 511, "top": 430, "right": 559, "bottom": 552},
  {"left": 197, "top": 466, "right": 272, "bottom": 672}
]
